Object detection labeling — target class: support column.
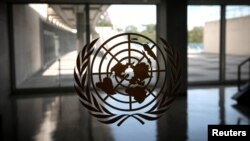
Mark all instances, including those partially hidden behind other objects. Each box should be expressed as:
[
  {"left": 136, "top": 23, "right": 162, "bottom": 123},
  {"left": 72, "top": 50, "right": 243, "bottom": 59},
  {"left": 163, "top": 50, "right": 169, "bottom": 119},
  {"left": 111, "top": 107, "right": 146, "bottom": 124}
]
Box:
[
  {"left": 158, "top": 0, "right": 187, "bottom": 96},
  {"left": 76, "top": 9, "right": 87, "bottom": 51},
  {"left": 157, "top": 1, "right": 188, "bottom": 141},
  {"left": 166, "top": 0, "right": 187, "bottom": 96},
  {"left": 219, "top": 5, "right": 226, "bottom": 82}
]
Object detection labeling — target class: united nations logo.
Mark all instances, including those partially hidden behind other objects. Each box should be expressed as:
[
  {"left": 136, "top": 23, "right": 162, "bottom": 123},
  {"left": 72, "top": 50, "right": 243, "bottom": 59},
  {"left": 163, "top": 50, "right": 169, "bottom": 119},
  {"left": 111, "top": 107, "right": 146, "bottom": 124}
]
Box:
[{"left": 74, "top": 33, "right": 181, "bottom": 126}]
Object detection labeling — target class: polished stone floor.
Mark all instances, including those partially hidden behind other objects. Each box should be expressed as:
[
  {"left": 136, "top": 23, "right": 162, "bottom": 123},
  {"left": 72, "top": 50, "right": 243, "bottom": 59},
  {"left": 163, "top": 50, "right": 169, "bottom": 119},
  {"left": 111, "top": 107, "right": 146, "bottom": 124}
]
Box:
[{"left": 1, "top": 86, "right": 249, "bottom": 141}]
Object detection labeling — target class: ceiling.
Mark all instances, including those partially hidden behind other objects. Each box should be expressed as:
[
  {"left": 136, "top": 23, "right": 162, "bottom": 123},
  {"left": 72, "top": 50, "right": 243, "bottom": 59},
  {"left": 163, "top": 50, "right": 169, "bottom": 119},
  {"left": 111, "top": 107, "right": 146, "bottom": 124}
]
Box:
[{"left": 48, "top": 4, "right": 109, "bottom": 29}]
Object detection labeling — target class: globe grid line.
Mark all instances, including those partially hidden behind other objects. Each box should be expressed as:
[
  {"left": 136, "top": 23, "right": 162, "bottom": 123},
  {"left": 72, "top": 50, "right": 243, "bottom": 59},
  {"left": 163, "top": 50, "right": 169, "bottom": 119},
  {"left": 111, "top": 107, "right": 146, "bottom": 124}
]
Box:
[{"left": 91, "top": 69, "right": 166, "bottom": 75}]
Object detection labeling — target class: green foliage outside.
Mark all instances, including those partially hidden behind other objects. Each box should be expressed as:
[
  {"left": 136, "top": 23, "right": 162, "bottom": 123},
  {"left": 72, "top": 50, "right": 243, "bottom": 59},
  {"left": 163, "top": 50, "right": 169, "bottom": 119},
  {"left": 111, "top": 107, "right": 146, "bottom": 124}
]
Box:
[
  {"left": 97, "top": 23, "right": 203, "bottom": 44},
  {"left": 125, "top": 25, "right": 138, "bottom": 33},
  {"left": 188, "top": 26, "right": 203, "bottom": 43},
  {"left": 96, "top": 19, "right": 113, "bottom": 27},
  {"left": 141, "top": 24, "right": 156, "bottom": 42},
  {"left": 124, "top": 24, "right": 156, "bottom": 43}
]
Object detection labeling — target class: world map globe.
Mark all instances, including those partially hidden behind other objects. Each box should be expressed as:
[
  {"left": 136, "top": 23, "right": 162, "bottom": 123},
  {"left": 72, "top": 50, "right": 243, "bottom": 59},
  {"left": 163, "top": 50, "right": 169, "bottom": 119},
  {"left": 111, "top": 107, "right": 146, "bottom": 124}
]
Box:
[{"left": 90, "top": 33, "right": 167, "bottom": 111}]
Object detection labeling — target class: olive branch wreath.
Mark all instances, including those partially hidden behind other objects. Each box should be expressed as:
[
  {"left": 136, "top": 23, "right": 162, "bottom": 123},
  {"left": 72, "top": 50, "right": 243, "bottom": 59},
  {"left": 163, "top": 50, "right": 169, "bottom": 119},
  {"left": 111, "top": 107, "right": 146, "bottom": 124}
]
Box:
[{"left": 74, "top": 37, "right": 182, "bottom": 126}]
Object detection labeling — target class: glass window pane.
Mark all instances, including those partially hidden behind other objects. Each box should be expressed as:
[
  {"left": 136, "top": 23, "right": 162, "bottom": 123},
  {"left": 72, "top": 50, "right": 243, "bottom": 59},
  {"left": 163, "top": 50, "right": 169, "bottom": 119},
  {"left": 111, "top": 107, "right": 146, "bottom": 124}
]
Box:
[
  {"left": 188, "top": 6, "right": 221, "bottom": 82},
  {"left": 13, "top": 4, "right": 80, "bottom": 88},
  {"left": 90, "top": 5, "right": 156, "bottom": 42}
]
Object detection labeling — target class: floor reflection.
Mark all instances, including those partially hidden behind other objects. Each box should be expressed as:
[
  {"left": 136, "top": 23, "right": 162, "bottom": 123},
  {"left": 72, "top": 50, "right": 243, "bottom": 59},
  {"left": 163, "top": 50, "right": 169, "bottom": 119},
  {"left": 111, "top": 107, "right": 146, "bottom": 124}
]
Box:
[
  {"left": 187, "top": 87, "right": 250, "bottom": 141},
  {"left": 1, "top": 87, "right": 249, "bottom": 141}
]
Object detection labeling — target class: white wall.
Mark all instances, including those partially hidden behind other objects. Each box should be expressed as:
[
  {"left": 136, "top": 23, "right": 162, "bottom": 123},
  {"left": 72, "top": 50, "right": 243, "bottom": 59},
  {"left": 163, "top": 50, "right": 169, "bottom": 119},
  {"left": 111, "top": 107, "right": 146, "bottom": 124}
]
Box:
[
  {"left": 226, "top": 16, "right": 250, "bottom": 55},
  {"left": 204, "top": 16, "right": 250, "bottom": 56},
  {"left": 13, "top": 5, "right": 43, "bottom": 86},
  {"left": 204, "top": 21, "right": 220, "bottom": 53}
]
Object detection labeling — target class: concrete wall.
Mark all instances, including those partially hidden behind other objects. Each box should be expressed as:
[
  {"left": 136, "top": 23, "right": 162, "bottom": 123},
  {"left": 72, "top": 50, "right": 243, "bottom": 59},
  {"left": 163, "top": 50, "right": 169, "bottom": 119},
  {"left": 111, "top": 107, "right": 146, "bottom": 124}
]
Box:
[
  {"left": 204, "top": 21, "right": 220, "bottom": 53},
  {"left": 204, "top": 16, "right": 250, "bottom": 55},
  {"left": 226, "top": 16, "right": 250, "bottom": 55},
  {"left": 13, "top": 5, "right": 43, "bottom": 86},
  {"left": 13, "top": 5, "right": 77, "bottom": 86},
  {"left": 42, "top": 21, "right": 77, "bottom": 66}
]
